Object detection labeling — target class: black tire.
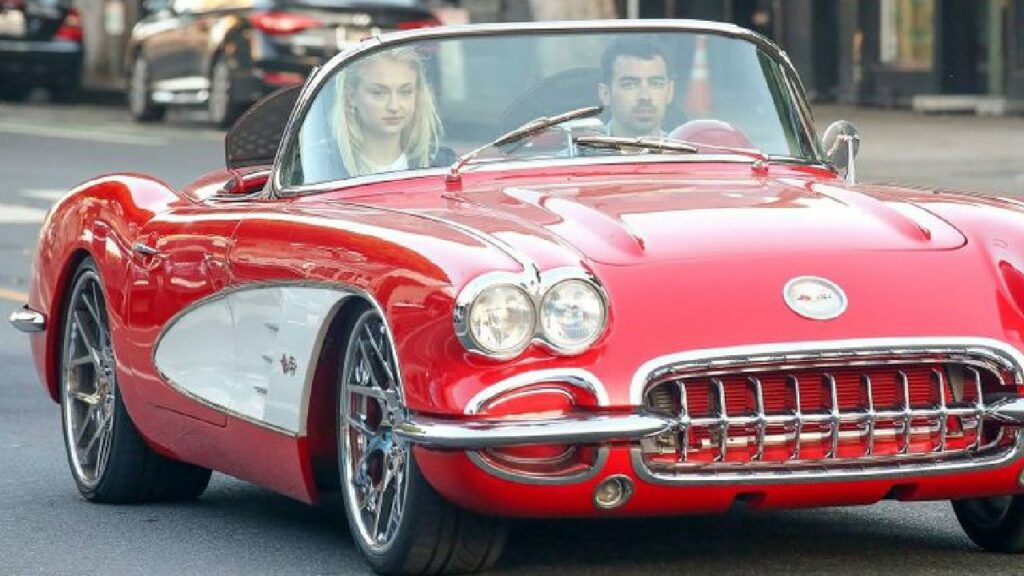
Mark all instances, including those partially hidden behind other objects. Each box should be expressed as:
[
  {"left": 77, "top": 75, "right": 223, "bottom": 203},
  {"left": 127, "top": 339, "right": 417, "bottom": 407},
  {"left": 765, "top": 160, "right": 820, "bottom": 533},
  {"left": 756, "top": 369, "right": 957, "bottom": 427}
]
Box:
[
  {"left": 338, "top": 305, "right": 507, "bottom": 575},
  {"left": 59, "top": 257, "right": 211, "bottom": 503},
  {"left": 208, "top": 55, "right": 245, "bottom": 129},
  {"left": 952, "top": 496, "right": 1024, "bottom": 552},
  {"left": 128, "top": 56, "right": 165, "bottom": 122}
]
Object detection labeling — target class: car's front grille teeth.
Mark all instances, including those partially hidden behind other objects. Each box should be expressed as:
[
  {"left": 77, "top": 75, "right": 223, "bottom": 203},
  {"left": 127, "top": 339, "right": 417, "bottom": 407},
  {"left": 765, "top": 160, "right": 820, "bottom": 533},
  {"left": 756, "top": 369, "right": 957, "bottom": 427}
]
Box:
[{"left": 641, "top": 360, "right": 1011, "bottom": 470}]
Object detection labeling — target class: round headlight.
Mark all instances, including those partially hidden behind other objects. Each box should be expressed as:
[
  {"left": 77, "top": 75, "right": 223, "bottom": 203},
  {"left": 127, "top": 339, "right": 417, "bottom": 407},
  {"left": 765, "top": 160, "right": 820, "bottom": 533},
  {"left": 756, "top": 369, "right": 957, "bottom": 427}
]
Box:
[
  {"left": 539, "top": 279, "right": 607, "bottom": 352},
  {"left": 467, "top": 285, "right": 536, "bottom": 356}
]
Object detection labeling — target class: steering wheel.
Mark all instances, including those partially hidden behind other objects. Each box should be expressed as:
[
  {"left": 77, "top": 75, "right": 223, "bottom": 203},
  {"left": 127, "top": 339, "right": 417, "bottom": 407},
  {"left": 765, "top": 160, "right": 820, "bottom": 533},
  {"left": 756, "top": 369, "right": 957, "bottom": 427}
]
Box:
[{"left": 668, "top": 119, "right": 755, "bottom": 153}]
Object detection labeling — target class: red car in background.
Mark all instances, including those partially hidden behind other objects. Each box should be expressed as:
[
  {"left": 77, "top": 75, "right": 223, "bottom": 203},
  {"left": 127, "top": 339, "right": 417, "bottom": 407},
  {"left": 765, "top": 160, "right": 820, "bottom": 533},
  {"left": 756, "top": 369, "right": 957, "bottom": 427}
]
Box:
[{"left": 13, "top": 20, "right": 1024, "bottom": 575}]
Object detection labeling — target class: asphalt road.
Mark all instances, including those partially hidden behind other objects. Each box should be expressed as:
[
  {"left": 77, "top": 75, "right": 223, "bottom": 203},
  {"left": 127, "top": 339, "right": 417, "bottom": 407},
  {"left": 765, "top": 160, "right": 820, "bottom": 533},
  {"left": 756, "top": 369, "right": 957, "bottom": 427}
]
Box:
[{"left": 2, "top": 100, "right": 1024, "bottom": 575}]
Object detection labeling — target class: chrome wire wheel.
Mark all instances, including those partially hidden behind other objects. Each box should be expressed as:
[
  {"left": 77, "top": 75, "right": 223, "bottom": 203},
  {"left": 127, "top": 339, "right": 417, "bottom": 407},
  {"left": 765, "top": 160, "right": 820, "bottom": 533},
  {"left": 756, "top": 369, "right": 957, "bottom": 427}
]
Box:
[
  {"left": 61, "top": 269, "right": 117, "bottom": 488},
  {"left": 340, "top": 311, "right": 409, "bottom": 553}
]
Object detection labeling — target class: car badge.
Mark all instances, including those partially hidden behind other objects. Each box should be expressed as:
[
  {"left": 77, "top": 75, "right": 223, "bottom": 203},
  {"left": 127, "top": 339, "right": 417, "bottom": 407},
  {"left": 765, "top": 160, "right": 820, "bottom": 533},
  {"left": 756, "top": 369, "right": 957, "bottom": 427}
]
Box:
[{"left": 783, "top": 276, "right": 847, "bottom": 320}]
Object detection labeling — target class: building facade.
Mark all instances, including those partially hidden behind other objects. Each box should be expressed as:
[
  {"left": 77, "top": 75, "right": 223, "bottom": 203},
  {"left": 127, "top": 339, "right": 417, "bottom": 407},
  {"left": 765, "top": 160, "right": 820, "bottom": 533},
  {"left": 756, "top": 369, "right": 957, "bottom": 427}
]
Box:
[
  {"left": 626, "top": 0, "right": 1024, "bottom": 111},
  {"left": 77, "top": 0, "right": 1024, "bottom": 113}
]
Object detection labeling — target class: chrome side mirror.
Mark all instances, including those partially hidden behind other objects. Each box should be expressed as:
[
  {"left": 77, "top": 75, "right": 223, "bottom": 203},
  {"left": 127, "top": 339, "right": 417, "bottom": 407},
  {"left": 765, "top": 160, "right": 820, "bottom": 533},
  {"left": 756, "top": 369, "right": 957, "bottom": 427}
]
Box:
[{"left": 822, "top": 120, "right": 860, "bottom": 184}]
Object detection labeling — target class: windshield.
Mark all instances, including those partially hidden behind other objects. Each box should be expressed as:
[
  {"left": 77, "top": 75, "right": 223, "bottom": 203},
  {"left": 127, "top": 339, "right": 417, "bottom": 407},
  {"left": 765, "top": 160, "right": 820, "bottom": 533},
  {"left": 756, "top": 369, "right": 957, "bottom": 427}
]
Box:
[{"left": 280, "top": 28, "right": 816, "bottom": 188}]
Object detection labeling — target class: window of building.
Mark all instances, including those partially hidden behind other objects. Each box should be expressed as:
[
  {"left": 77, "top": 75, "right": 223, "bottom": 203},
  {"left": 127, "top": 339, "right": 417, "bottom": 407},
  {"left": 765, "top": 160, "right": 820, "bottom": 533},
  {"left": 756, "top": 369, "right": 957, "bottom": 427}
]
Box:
[{"left": 880, "top": 0, "right": 935, "bottom": 70}]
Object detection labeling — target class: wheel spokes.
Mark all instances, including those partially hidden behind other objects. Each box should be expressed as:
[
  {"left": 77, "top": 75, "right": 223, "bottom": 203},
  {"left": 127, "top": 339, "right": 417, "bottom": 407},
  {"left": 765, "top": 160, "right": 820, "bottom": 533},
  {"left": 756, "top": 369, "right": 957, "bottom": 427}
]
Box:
[
  {"left": 347, "top": 414, "right": 376, "bottom": 438},
  {"left": 63, "top": 275, "right": 118, "bottom": 487},
  {"left": 81, "top": 411, "right": 109, "bottom": 457},
  {"left": 73, "top": 310, "right": 104, "bottom": 371},
  {"left": 343, "top": 316, "right": 409, "bottom": 550},
  {"left": 349, "top": 382, "right": 387, "bottom": 403},
  {"left": 363, "top": 324, "right": 396, "bottom": 384}
]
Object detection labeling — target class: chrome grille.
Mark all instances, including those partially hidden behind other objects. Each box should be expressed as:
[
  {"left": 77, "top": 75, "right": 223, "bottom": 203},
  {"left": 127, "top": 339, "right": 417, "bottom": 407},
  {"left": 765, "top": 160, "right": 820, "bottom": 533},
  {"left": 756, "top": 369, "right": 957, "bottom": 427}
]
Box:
[{"left": 636, "top": 341, "right": 1024, "bottom": 481}]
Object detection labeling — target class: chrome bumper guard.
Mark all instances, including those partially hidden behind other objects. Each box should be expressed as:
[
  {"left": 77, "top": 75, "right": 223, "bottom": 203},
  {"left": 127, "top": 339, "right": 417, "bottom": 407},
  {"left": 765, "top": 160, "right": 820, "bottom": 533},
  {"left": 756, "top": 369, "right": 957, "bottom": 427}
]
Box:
[
  {"left": 395, "top": 398, "right": 1024, "bottom": 451},
  {"left": 9, "top": 305, "right": 45, "bottom": 333},
  {"left": 393, "top": 413, "right": 672, "bottom": 450}
]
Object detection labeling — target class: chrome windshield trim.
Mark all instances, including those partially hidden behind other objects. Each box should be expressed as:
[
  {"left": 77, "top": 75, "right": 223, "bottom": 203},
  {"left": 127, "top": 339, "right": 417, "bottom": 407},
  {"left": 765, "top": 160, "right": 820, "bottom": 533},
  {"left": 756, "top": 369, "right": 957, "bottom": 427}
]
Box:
[
  {"left": 393, "top": 413, "right": 672, "bottom": 450},
  {"left": 274, "top": 154, "right": 761, "bottom": 199},
  {"left": 9, "top": 305, "right": 45, "bottom": 333},
  {"left": 269, "top": 19, "right": 824, "bottom": 198},
  {"left": 628, "top": 337, "right": 1024, "bottom": 405}
]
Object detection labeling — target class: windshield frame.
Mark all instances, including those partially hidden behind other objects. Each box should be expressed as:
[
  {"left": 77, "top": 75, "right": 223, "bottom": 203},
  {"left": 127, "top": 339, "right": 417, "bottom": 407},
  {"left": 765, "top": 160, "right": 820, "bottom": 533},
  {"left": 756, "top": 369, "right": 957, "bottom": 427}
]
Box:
[{"left": 270, "top": 19, "right": 828, "bottom": 198}]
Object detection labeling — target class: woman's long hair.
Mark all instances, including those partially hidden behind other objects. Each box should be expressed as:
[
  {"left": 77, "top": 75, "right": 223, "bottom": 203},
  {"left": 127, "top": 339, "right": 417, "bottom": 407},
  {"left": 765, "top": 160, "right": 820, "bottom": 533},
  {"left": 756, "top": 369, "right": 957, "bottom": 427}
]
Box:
[{"left": 334, "top": 48, "right": 443, "bottom": 177}]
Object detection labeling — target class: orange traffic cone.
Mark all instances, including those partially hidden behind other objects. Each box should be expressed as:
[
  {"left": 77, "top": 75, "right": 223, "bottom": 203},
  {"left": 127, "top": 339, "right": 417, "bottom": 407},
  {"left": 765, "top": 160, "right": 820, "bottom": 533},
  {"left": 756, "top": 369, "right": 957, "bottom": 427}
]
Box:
[{"left": 686, "top": 35, "right": 712, "bottom": 117}]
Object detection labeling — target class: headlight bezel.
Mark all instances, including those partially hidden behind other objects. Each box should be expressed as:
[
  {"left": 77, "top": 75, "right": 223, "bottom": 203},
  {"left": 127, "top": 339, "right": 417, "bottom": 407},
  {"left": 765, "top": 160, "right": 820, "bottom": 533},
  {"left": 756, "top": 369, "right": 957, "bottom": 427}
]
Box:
[{"left": 454, "top": 268, "right": 609, "bottom": 360}]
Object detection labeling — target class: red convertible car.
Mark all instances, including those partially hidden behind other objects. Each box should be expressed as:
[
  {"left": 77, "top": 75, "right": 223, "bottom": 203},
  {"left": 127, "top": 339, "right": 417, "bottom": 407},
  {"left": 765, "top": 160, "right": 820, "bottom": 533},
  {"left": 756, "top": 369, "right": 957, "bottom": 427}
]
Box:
[{"left": 12, "top": 20, "right": 1024, "bottom": 575}]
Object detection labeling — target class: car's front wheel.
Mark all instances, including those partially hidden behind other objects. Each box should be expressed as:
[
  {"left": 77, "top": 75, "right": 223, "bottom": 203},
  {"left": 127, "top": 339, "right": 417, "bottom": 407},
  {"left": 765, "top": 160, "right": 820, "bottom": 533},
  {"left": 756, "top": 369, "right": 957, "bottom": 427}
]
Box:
[
  {"left": 953, "top": 495, "right": 1024, "bottom": 552},
  {"left": 60, "top": 258, "right": 211, "bottom": 503},
  {"left": 338, "top": 305, "right": 507, "bottom": 575}
]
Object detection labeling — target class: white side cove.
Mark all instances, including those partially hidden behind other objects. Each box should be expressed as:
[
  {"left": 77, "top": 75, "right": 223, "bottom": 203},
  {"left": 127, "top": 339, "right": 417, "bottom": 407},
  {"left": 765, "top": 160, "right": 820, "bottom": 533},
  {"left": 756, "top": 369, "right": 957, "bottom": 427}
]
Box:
[{"left": 154, "top": 286, "right": 352, "bottom": 435}]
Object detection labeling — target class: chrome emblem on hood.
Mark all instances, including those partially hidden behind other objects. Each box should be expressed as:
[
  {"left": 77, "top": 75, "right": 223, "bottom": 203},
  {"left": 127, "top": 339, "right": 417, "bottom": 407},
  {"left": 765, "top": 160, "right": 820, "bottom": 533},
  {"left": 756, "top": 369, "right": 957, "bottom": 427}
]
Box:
[{"left": 784, "top": 276, "right": 847, "bottom": 320}]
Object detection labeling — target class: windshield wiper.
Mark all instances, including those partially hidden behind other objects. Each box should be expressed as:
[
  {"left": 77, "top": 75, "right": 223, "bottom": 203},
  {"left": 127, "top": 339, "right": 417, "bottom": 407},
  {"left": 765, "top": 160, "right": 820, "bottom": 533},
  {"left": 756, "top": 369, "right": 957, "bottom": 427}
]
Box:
[
  {"left": 575, "top": 135, "right": 771, "bottom": 169},
  {"left": 574, "top": 135, "right": 699, "bottom": 154},
  {"left": 446, "top": 105, "right": 603, "bottom": 182}
]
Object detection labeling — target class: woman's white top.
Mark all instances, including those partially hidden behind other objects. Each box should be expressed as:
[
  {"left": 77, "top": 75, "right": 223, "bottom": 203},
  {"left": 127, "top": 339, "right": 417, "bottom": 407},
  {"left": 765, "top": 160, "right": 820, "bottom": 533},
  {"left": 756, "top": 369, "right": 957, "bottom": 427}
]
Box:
[{"left": 369, "top": 153, "right": 409, "bottom": 174}]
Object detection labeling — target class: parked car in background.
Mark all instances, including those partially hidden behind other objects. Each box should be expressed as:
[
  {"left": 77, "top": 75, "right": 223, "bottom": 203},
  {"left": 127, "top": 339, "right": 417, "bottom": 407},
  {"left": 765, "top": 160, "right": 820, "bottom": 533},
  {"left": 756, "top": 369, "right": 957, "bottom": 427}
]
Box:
[
  {"left": 125, "top": 0, "right": 439, "bottom": 127},
  {"left": 0, "top": 0, "right": 83, "bottom": 102}
]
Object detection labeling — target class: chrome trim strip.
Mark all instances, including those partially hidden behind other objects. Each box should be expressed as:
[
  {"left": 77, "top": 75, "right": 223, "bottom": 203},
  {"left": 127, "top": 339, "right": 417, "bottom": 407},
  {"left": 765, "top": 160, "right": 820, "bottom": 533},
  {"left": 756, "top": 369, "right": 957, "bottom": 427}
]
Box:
[
  {"left": 629, "top": 434, "right": 1024, "bottom": 486},
  {"left": 151, "top": 280, "right": 401, "bottom": 438},
  {"left": 269, "top": 19, "right": 825, "bottom": 198},
  {"left": 461, "top": 367, "right": 612, "bottom": 484},
  {"left": 466, "top": 447, "right": 610, "bottom": 486},
  {"left": 393, "top": 413, "right": 672, "bottom": 449},
  {"left": 628, "top": 337, "right": 1024, "bottom": 405},
  {"left": 464, "top": 368, "right": 610, "bottom": 415},
  {"left": 9, "top": 305, "right": 45, "bottom": 333}
]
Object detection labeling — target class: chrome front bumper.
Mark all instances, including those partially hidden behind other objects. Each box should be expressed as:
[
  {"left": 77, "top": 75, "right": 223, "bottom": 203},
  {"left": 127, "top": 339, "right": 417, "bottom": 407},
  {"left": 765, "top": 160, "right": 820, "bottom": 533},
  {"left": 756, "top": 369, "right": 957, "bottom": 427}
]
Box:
[
  {"left": 394, "top": 413, "right": 672, "bottom": 449},
  {"left": 9, "top": 305, "right": 45, "bottom": 333},
  {"left": 395, "top": 397, "right": 1024, "bottom": 450}
]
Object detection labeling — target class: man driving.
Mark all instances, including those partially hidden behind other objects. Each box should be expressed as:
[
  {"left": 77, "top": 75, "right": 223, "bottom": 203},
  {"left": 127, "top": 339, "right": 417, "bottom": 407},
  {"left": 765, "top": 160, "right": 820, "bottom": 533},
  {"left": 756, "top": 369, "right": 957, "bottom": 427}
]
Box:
[{"left": 598, "top": 37, "right": 675, "bottom": 138}]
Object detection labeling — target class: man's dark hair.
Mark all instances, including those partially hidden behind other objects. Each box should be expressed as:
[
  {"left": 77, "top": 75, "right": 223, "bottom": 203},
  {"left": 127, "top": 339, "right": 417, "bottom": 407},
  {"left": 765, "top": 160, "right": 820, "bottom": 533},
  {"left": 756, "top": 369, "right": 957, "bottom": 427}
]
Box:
[{"left": 600, "top": 36, "right": 670, "bottom": 84}]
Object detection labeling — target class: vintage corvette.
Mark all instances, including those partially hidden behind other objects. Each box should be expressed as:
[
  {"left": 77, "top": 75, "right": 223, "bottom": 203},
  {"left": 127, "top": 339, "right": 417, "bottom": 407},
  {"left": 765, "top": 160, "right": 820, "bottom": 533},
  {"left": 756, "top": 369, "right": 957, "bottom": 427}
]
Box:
[{"left": 12, "top": 19, "right": 1024, "bottom": 575}]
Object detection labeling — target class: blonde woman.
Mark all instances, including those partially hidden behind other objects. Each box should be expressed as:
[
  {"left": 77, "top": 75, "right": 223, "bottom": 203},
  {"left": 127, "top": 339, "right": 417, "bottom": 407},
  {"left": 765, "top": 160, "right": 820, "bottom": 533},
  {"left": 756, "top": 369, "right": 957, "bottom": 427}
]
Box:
[{"left": 334, "top": 47, "right": 451, "bottom": 178}]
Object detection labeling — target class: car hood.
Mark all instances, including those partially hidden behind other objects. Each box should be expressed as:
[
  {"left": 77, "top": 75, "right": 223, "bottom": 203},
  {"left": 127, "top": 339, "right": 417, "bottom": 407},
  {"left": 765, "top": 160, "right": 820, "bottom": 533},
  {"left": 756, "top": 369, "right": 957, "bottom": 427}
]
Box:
[{"left": 393, "top": 171, "right": 966, "bottom": 267}]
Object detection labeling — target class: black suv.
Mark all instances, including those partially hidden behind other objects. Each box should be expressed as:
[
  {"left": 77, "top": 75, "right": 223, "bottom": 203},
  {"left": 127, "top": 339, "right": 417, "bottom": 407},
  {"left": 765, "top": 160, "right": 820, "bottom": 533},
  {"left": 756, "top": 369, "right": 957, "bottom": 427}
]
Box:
[
  {"left": 0, "top": 0, "right": 83, "bottom": 101},
  {"left": 126, "top": 0, "right": 438, "bottom": 127}
]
